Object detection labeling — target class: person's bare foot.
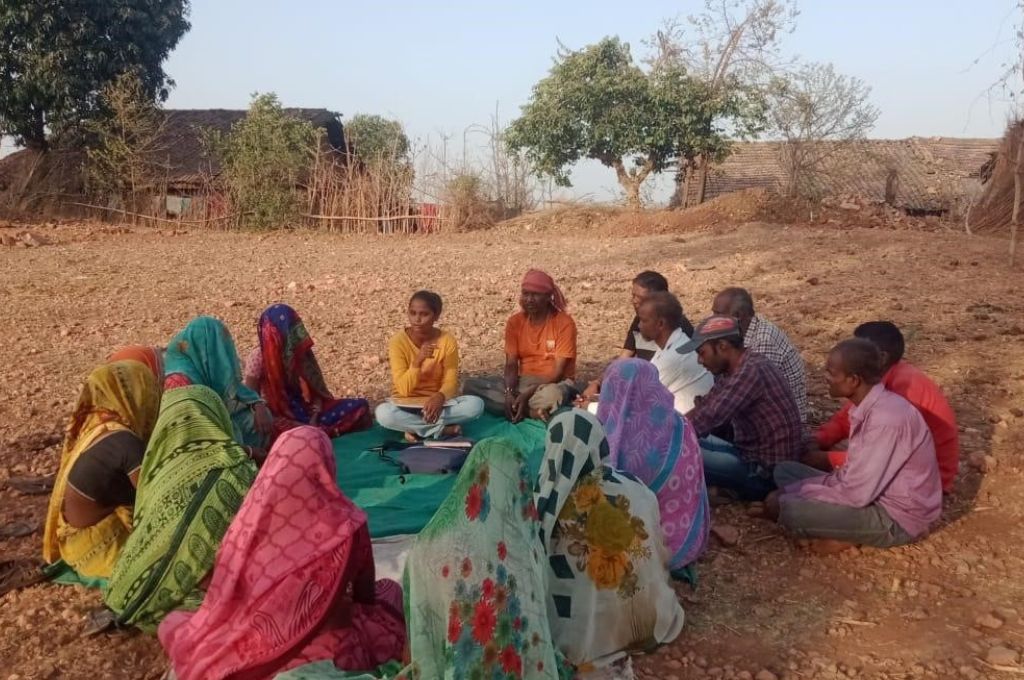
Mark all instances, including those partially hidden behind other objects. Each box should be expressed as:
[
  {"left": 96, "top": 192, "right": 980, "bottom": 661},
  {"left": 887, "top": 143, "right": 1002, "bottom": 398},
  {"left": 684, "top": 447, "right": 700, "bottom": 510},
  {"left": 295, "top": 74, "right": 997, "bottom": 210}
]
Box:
[
  {"left": 403, "top": 432, "right": 420, "bottom": 444},
  {"left": 708, "top": 485, "right": 739, "bottom": 507},
  {"left": 797, "top": 538, "right": 856, "bottom": 555},
  {"left": 441, "top": 425, "right": 462, "bottom": 438}
]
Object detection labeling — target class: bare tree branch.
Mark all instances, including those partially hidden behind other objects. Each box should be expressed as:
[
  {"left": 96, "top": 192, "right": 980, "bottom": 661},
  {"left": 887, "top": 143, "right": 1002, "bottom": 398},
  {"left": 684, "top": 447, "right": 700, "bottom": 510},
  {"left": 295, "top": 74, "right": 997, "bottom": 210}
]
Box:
[{"left": 765, "top": 62, "right": 879, "bottom": 198}]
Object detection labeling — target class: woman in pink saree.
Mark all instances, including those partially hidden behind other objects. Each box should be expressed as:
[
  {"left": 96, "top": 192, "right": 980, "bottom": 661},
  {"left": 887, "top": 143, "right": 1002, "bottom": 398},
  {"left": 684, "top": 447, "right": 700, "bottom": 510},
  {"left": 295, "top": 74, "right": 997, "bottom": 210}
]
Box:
[
  {"left": 596, "top": 359, "right": 710, "bottom": 580},
  {"left": 158, "top": 426, "right": 406, "bottom": 680}
]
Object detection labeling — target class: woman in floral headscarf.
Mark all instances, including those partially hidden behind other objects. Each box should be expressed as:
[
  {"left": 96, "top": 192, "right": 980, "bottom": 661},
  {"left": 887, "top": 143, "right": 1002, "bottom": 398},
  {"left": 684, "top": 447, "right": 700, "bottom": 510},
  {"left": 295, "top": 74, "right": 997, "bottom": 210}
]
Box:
[
  {"left": 400, "top": 437, "right": 566, "bottom": 680},
  {"left": 596, "top": 359, "right": 709, "bottom": 577},
  {"left": 534, "top": 409, "right": 684, "bottom": 669}
]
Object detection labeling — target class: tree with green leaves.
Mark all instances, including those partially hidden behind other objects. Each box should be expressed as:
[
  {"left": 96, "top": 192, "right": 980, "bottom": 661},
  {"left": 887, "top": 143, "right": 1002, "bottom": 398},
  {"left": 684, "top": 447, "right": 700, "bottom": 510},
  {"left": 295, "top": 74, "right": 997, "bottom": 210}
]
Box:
[
  {"left": 345, "top": 114, "right": 410, "bottom": 164},
  {"left": 507, "top": 37, "right": 748, "bottom": 208},
  {"left": 653, "top": 61, "right": 763, "bottom": 206},
  {"left": 205, "top": 94, "right": 318, "bottom": 230},
  {"left": 0, "top": 0, "right": 190, "bottom": 150},
  {"left": 508, "top": 38, "right": 689, "bottom": 208}
]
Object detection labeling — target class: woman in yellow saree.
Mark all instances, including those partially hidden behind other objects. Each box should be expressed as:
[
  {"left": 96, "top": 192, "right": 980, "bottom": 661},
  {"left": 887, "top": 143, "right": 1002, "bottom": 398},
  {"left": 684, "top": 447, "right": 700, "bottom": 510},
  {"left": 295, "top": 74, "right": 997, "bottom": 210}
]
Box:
[{"left": 42, "top": 360, "right": 161, "bottom": 579}]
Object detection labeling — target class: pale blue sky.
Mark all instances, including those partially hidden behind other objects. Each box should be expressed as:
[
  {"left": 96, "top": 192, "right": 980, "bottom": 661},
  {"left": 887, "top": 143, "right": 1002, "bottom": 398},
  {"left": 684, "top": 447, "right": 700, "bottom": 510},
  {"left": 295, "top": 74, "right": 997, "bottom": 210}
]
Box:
[{"left": 6, "top": 1, "right": 1020, "bottom": 202}]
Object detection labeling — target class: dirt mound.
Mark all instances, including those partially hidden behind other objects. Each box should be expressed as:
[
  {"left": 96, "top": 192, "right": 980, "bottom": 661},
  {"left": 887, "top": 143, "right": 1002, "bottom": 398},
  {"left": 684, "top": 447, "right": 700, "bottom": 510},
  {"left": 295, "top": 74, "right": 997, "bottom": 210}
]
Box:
[
  {"left": 494, "top": 190, "right": 792, "bottom": 237},
  {"left": 969, "top": 120, "right": 1020, "bottom": 233},
  {"left": 494, "top": 188, "right": 947, "bottom": 236}
]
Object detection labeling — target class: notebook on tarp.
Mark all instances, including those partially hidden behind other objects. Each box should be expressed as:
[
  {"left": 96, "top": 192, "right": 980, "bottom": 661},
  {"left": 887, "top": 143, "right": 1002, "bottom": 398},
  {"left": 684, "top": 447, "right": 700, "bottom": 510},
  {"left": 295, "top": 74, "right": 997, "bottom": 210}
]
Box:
[{"left": 387, "top": 396, "right": 458, "bottom": 410}]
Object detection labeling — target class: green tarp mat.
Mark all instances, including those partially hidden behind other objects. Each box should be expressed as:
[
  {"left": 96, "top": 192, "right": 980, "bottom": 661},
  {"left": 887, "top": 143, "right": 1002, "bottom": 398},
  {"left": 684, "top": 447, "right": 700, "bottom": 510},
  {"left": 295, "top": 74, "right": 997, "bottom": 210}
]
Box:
[
  {"left": 47, "top": 413, "right": 548, "bottom": 587},
  {"left": 334, "top": 413, "right": 547, "bottom": 538},
  {"left": 44, "top": 559, "right": 108, "bottom": 589}
]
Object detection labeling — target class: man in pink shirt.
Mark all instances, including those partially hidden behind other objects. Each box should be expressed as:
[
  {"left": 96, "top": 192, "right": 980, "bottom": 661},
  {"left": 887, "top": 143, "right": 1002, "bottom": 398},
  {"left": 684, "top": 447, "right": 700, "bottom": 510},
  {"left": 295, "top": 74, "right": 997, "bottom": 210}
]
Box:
[
  {"left": 808, "top": 321, "right": 959, "bottom": 492},
  {"left": 766, "top": 338, "right": 942, "bottom": 549}
]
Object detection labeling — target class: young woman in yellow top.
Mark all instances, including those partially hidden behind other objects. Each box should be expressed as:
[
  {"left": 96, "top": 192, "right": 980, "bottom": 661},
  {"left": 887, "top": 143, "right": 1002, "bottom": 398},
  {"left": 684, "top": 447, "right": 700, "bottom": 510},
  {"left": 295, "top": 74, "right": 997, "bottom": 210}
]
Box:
[{"left": 375, "top": 290, "right": 484, "bottom": 441}]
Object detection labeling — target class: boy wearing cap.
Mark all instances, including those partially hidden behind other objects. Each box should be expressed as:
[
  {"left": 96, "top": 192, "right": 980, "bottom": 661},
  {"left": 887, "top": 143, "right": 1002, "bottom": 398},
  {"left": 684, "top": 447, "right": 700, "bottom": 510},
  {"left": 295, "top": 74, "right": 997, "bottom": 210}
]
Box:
[{"left": 683, "top": 315, "right": 804, "bottom": 500}]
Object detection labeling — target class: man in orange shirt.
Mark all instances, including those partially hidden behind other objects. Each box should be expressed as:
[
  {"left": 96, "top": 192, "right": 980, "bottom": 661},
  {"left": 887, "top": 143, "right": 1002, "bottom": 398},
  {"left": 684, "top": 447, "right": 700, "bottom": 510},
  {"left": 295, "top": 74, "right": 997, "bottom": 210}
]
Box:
[
  {"left": 465, "top": 269, "right": 578, "bottom": 423},
  {"left": 806, "top": 321, "right": 960, "bottom": 493}
]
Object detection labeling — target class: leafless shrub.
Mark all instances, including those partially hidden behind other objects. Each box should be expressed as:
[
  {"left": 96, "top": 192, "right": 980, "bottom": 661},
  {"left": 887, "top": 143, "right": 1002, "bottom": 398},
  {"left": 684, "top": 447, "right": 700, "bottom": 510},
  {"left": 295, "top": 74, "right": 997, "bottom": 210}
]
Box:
[{"left": 766, "top": 62, "right": 879, "bottom": 198}]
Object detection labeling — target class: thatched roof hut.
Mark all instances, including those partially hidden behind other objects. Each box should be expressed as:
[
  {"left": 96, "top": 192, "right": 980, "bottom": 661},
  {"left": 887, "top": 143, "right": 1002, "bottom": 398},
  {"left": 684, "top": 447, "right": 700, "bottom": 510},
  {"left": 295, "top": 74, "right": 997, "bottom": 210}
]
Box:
[
  {"left": 968, "top": 122, "right": 1023, "bottom": 233},
  {"left": 0, "top": 107, "right": 347, "bottom": 206},
  {"left": 153, "top": 108, "right": 346, "bottom": 190},
  {"left": 700, "top": 137, "right": 998, "bottom": 214}
]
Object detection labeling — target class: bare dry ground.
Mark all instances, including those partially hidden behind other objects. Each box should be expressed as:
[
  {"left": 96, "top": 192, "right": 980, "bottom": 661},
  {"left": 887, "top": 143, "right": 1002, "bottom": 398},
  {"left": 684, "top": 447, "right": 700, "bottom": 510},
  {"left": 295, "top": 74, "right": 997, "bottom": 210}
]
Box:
[{"left": 0, "top": 220, "right": 1022, "bottom": 680}]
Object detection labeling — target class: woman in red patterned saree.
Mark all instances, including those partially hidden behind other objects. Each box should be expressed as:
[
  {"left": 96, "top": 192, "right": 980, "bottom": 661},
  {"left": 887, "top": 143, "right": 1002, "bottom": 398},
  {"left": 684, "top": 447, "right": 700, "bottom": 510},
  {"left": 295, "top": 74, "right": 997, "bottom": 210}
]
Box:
[
  {"left": 158, "top": 425, "right": 406, "bottom": 680},
  {"left": 244, "top": 303, "right": 371, "bottom": 442}
]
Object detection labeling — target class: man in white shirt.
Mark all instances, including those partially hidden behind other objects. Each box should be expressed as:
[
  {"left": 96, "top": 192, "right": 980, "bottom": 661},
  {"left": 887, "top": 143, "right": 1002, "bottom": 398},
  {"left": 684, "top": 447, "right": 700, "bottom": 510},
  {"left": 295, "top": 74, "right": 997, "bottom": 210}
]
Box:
[{"left": 638, "top": 292, "right": 715, "bottom": 413}]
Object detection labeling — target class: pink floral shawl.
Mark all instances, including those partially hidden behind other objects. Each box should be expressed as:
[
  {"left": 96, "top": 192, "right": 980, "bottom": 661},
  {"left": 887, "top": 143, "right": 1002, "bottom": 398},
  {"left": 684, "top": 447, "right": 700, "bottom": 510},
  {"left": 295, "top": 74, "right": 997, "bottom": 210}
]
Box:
[{"left": 596, "top": 359, "right": 709, "bottom": 570}]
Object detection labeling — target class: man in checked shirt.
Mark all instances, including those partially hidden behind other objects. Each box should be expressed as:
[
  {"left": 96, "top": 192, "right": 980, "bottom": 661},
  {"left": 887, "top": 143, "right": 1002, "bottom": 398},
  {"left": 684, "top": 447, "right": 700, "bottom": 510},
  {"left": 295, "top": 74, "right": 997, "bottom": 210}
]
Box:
[
  {"left": 682, "top": 315, "right": 805, "bottom": 500},
  {"left": 712, "top": 287, "right": 808, "bottom": 424}
]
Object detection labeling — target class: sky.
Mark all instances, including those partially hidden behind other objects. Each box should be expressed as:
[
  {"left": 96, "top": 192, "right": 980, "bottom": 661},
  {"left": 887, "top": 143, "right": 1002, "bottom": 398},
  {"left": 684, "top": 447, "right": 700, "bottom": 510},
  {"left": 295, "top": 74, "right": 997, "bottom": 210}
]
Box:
[{"left": 6, "top": 1, "right": 1020, "bottom": 203}]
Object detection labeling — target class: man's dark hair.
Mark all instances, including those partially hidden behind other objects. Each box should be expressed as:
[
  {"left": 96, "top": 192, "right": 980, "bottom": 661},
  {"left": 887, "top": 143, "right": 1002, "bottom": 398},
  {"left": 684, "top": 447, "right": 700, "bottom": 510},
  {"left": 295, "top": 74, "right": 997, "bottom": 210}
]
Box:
[
  {"left": 853, "top": 321, "right": 905, "bottom": 364},
  {"left": 709, "top": 334, "right": 744, "bottom": 351},
  {"left": 832, "top": 338, "right": 884, "bottom": 384},
  {"left": 717, "top": 287, "right": 755, "bottom": 317},
  {"left": 642, "top": 291, "right": 683, "bottom": 329},
  {"left": 632, "top": 270, "right": 669, "bottom": 292},
  {"left": 410, "top": 290, "right": 443, "bottom": 316}
]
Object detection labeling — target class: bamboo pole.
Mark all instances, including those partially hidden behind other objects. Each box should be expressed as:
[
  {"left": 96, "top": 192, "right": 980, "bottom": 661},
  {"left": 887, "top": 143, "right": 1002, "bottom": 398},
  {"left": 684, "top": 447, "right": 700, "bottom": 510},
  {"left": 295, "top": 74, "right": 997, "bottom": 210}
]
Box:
[
  {"left": 66, "top": 201, "right": 245, "bottom": 226},
  {"left": 1012, "top": 132, "right": 1024, "bottom": 267},
  {"left": 300, "top": 213, "right": 429, "bottom": 222}
]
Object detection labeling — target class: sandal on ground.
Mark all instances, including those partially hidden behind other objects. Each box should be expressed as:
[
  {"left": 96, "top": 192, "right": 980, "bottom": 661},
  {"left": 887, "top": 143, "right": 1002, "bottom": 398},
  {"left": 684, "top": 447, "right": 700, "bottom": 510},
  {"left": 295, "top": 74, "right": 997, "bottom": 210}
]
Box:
[
  {"left": 0, "top": 520, "right": 40, "bottom": 539},
  {"left": 5, "top": 475, "right": 55, "bottom": 496},
  {"left": 0, "top": 557, "right": 46, "bottom": 597},
  {"left": 80, "top": 606, "right": 118, "bottom": 637}
]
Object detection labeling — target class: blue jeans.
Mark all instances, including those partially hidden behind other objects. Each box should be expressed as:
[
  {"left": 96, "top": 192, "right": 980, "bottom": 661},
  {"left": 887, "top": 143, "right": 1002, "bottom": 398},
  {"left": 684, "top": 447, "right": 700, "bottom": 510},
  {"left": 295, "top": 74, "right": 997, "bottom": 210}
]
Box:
[
  {"left": 374, "top": 396, "right": 485, "bottom": 439},
  {"left": 699, "top": 435, "right": 775, "bottom": 501}
]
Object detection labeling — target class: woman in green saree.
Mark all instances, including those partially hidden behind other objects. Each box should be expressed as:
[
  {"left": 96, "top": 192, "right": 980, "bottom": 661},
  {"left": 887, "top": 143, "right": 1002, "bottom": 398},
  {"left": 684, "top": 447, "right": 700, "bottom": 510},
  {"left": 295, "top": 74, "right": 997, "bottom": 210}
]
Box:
[
  {"left": 400, "top": 437, "right": 567, "bottom": 680},
  {"left": 102, "top": 384, "right": 257, "bottom": 632}
]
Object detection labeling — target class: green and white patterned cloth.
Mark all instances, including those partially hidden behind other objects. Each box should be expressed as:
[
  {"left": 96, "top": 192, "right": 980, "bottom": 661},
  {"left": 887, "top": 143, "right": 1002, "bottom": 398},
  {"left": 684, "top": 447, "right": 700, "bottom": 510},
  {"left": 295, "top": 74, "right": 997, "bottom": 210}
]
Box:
[
  {"left": 103, "top": 385, "right": 257, "bottom": 632},
  {"left": 535, "top": 409, "right": 685, "bottom": 668},
  {"left": 400, "top": 437, "right": 568, "bottom": 679}
]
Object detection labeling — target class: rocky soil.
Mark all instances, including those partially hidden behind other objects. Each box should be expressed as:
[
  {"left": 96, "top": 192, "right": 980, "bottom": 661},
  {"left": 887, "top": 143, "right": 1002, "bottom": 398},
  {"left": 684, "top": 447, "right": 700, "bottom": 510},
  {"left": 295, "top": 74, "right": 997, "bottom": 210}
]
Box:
[{"left": 0, "top": 220, "right": 1021, "bottom": 679}]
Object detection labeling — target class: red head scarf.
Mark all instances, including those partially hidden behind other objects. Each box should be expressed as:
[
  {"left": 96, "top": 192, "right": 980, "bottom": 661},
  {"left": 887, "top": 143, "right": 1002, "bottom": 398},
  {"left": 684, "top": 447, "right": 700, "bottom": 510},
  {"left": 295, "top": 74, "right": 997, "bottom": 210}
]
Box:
[{"left": 521, "top": 269, "right": 567, "bottom": 312}]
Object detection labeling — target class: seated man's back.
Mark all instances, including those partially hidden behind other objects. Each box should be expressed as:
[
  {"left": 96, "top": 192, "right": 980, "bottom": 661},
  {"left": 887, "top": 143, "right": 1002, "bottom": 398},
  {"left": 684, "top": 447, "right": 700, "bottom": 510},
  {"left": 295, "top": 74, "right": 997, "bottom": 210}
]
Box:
[
  {"left": 743, "top": 315, "right": 807, "bottom": 423},
  {"left": 655, "top": 330, "right": 713, "bottom": 414}
]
